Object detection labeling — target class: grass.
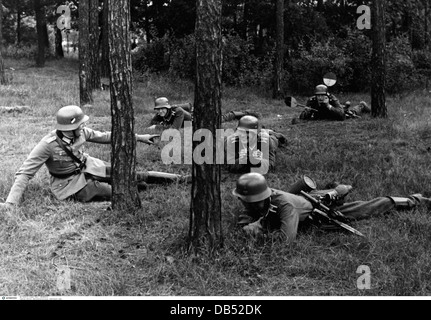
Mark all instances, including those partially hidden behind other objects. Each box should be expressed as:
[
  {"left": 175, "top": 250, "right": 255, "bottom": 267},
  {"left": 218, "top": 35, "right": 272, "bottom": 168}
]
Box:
[{"left": 1, "top": 57, "right": 431, "bottom": 297}]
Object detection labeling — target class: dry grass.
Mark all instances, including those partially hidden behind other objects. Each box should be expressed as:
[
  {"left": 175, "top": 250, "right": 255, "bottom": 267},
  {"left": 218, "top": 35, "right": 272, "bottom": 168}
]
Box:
[{"left": 1, "top": 57, "right": 431, "bottom": 297}]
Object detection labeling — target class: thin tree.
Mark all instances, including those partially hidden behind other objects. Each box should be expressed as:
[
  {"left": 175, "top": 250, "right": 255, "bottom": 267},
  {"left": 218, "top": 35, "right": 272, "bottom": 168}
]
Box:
[
  {"left": 89, "top": 0, "right": 100, "bottom": 91},
  {"left": 371, "top": 0, "right": 387, "bottom": 118},
  {"left": 272, "top": 0, "right": 284, "bottom": 99},
  {"left": 108, "top": 0, "right": 141, "bottom": 211},
  {"left": 79, "top": 0, "right": 93, "bottom": 104},
  {"left": 34, "top": 0, "right": 46, "bottom": 67},
  {"left": 100, "top": 0, "right": 110, "bottom": 78},
  {"left": 0, "top": 0, "right": 6, "bottom": 85},
  {"left": 189, "top": 0, "right": 223, "bottom": 254}
]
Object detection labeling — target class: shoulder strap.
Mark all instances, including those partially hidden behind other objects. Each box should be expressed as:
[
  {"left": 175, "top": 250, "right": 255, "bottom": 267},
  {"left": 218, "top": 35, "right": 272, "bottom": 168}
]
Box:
[{"left": 56, "top": 131, "right": 86, "bottom": 169}]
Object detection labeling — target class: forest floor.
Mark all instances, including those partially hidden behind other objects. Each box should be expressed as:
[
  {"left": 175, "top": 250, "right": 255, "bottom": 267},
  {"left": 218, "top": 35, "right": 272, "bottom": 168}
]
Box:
[{"left": 1, "top": 58, "right": 431, "bottom": 297}]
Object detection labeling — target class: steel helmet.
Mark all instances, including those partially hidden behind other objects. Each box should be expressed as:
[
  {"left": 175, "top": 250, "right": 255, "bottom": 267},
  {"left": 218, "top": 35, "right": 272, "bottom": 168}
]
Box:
[
  {"left": 154, "top": 97, "right": 171, "bottom": 110},
  {"left": 232, "top": 173, "right": 272, "bottom": 203},
  {"left": 314, "top": 84, "right": 328, "bottom": 95},
  {"left": 56, "top": 105, "right": 89, "bottom": 131},
  {"left": 237, "top": 115, "right": 259, "bottom": 132}
]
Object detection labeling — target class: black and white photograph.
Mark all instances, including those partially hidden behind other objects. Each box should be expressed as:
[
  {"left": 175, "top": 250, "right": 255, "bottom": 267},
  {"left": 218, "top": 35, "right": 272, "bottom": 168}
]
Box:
[{"left": 0, "top": 0, "right": 430, "bottom": 304}]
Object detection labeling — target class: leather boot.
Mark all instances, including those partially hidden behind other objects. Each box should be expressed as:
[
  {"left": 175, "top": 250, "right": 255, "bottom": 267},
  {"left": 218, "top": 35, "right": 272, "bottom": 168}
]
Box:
[{"left": 388, "top": 194, "right": 431, "bottom": 210}]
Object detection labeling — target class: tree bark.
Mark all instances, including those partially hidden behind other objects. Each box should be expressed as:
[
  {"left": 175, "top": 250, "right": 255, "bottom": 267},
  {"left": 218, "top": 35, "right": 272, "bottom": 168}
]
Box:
[
  {"left": 16, "top": 8, "right": 21, "bottom": 44},
  {"left": 79, "top": 0, "right": 93, "bottom": 104},
  {"left": 55, "top": 27, "right": 64, "bottom": 58},
  {"left": 89, "top": 0, "right": 100, "bottom": 90},
  {"left": 189, "top": 0, "right": 223, "bottom": 254},
  {"left": 100, "top": 0, "right": 110, "bottom": 78},
  {"left": 34, "top": 0, "right": 46, "bottom": 67},
  {"left": 0, "top": 0, "right": 6, "bottom": 85},
  {"left": 272, "top": 0, "right": 284, "bottom": 99},
  {"left": 371, "top": 0, "right": 387, "bottom": 118},
  {"left": 108, "top": 0, "right": 141, "bottom": 211}
]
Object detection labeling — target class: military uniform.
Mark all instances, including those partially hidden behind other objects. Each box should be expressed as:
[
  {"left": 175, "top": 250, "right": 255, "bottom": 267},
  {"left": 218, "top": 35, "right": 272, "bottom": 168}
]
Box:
[
  {"left": 299, "top": 94, "right": 345, "bottom": 121},
  {"left": 238, "top": 188, "right": 431, "bottom": 243},
  {"left": 6, "top": 127, "right": 111, "bottom": 205},
  {"left": 225, "top": 130, "right": 279, "bottom": 175}
]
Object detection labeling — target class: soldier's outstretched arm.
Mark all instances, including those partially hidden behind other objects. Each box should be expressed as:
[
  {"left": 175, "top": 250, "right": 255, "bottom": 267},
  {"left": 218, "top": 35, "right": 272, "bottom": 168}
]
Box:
[{"left": 5, "top": 140, "right": 51, "bottom": 206}]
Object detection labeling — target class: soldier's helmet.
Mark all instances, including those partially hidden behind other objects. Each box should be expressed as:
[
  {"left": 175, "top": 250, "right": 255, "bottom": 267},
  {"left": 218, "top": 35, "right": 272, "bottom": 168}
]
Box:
[
  {"left": 237, "top": 115, "right": 259, "bottom": 132},
  {"left": 154, "top": 97, "right": 171, "bottom": 110},
  {"left": 56, "top": 105, "right": 89, "bottom": 131},
  {"left": 314, "top": 84, "right": 328, "bottom": 95},
  {"left": 232, "top": 173, "right": 272, "bottom": 203}
]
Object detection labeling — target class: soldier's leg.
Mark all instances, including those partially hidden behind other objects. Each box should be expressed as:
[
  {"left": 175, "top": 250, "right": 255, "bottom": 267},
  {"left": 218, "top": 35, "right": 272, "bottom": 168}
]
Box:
[
  {"left": 136, "top": 171, "right": 192, "bottom": 184},
  {"left": 74, "top": 179, "right": 112, "bottom": 202},
  {"left": 336, "top": 195, "right": 431, "bottom": 220}
]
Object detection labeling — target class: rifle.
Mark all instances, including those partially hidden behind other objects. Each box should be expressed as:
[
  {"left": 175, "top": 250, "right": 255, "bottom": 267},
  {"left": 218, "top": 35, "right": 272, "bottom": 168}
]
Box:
[
  {"left": 300, "top": 190, "right": 366, "bottom": 238},
  {"left": 284, "top": 96, "right": 319, "bottom": 113}
]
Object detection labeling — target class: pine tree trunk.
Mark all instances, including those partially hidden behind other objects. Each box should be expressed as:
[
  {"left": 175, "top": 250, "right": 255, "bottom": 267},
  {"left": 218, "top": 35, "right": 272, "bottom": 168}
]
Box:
[
  {"left": 0, "top": 0, "right": 6, "bottom": 85},
  {"left": 189, "top": 0, "right": 223, "bottom": 254},
  {"left": 55, "top": 27, "right": 64, "bottom": 58},
  {"left": 273, "top": 0, "right": 284, "bottom": 99},
  {"left": 89, "top": 0, "right": 100, "bottom": 90},
  {"left": 34, "top": 0, "right": 46, "bottom": 67},
  {"left": 79, "top": 0, "right": 93, "bottom": 104},
  {"left": 16, "top": 9, "right": 21, "bottom": 44},
  {"left": 371, "top": 0, "right": 387, "bottom": 118},
  {"left": 108, "top": 0, "right": 141, "bottom": 211},
  {"left": 100, "top": 0, "right": 110, "bottom": 78}
]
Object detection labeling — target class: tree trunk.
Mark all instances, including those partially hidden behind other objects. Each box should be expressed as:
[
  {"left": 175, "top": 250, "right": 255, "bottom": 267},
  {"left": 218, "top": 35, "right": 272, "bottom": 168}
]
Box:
[
  {"left": 55, "top": 27, "right": 64, "bottom": 58},
  {"left": 425, "top": 0, "right": 429, "bottom": 48},
  {"left": 242, "top": 0, "right": 250, "bottom": 39},
  {"left": 89, "top": 0, "right": 100, "bottom": 90},
  {"left": 0, "top": 0, "right": 6, "bottom": 85},
  {"left": 272, "top": 0, "right": 284, "bottom": 99},
  {"left": 108, "top": 0, "right": 141, "bottom": 211},
  {"left": 371, "top": 0, "right": 387, "bottom": 118},
  {"left": 16, "top": 9, "right": 21, "bottom": 44},
  {"left": 79, "top": 0, "right": 93, "bottom": 104},
  {"left": 189, "top": 0, "right": 223, "bottom": 254},
  {"left": 100, "top": 0, "right": 110, "bottom": 77},
  {"left": 34, "top": 0, "right": 46, "bottom": 68}
]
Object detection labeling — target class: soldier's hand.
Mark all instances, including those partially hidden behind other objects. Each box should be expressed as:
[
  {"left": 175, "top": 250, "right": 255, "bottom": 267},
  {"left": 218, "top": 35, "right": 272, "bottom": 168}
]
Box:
[
  {"left": 138, "top": 134, "right": 160, "bottom": 145},
  {"left": 252, "top": 150, "right": 263, "bottom": 161},
  {"left": 0, "top": 202, "right": 13, "bottom": 210},
  {"left": 239, "top": 148, "right": 248, "bottom": 160},
  {"left": 243, "top": 219, "right": 263, "bottom": 237}
]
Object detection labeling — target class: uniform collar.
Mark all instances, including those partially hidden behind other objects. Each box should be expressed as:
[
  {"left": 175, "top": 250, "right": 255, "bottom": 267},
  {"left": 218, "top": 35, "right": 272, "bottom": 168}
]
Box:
[{"left": 56, "top": 130, "right": 74, "bottom": 145}]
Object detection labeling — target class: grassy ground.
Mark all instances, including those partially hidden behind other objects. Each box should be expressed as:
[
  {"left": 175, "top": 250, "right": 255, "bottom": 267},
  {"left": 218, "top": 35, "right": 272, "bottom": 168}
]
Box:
[{"left": 0, "top": 58, "right": 430, "bottom": 297}]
